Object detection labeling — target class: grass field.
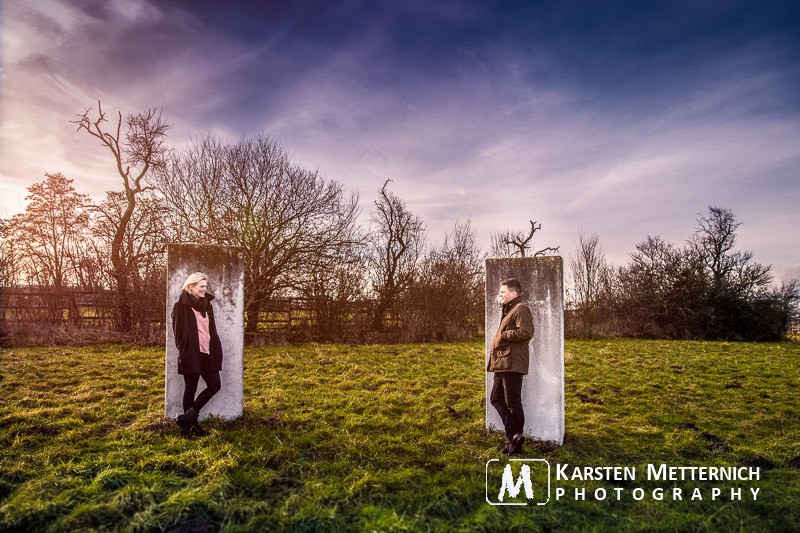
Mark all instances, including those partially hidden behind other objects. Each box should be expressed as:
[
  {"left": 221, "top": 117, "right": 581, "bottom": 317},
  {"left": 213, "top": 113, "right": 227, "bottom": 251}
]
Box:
[{"left": 1, "top": 340, "right": 799, "bottom": 532}]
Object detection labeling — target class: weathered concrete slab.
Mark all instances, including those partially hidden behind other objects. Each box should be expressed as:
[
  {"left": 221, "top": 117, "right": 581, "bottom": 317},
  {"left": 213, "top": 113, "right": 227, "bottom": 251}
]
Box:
[
  {"left": 485, "top": 256, "right": 564, "bottom": 444},
  {"left": 165, "top": 244, "right": 244, "bottom": 421}
]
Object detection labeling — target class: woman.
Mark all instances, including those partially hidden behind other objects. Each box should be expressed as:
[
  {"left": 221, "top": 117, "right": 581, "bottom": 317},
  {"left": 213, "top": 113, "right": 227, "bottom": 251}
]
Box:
[{"left": 171, "top": 272, "right": 223, "bottom": 437}]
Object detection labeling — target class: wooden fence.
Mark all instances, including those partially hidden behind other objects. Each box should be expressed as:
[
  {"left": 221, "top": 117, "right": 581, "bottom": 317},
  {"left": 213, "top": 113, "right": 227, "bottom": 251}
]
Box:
[
  {"left": 0, "top": 287, "right": 123, "bottom": 327},
  {"left": 0, "top": 287, "right": 378, "bottom": 338}
]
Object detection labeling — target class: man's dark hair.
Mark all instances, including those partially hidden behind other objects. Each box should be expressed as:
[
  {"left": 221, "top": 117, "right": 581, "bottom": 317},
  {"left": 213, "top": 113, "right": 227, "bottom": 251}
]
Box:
[{"left": 501, "top": 278, "right": 522, "bottom": 295}]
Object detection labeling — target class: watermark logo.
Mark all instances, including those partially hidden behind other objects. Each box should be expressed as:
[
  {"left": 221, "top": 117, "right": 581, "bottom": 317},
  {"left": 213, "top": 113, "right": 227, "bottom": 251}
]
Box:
[{"left": 485, "top": 458, "right": 551, "bottom": 506}]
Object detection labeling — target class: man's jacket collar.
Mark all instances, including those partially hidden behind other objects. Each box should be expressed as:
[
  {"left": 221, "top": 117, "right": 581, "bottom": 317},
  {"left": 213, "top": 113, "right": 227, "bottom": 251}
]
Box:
[{"left": 502, "top": 295, "right": 522, "bottom": 316}]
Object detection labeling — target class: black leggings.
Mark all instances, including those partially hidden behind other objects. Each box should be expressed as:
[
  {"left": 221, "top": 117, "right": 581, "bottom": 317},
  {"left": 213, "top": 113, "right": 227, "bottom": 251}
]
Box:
[{"left": 182, "top": 371, "right": 222, "bottom": 413}]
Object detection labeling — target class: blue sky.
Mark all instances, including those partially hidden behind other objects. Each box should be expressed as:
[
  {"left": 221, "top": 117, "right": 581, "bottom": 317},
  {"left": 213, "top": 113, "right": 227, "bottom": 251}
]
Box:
[{"left": 1, "top": 0, "right": 799, "bottom": 281}]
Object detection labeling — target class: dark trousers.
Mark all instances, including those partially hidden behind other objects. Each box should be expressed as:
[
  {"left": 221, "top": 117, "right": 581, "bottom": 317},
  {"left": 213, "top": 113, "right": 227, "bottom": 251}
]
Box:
[
  {"left": 490, "top": 372, "right": 525, "bottom": 439},
  {"left": 182, "top": 371, "right": 222, "bottom": 413}
]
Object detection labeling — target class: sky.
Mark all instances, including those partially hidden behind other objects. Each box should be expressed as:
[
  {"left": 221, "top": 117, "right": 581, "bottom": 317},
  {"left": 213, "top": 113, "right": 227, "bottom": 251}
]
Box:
[{"left": 1, "top": 0, "right": 799, "bottom": 282}]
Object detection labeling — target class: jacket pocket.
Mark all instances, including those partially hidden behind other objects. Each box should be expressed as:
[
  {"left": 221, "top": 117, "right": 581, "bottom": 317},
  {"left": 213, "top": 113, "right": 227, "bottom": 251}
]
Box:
[{"left": 492, "top": 350, "right": 511, "bottom": 370}]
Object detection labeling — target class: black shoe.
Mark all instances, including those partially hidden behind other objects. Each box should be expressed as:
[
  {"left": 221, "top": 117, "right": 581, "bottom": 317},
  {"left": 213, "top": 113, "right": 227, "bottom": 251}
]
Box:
[
  {"left": 176, "top": 414, "right": 191, "bottom": 438},
  {"left": 501, "top": 437, "right": 512, "bottom": 454},
  {"left": 177, "top": 407, "right": 198, "bottom": 438},
  {"left": 508, "top": 433, "right": 525, "bottom": 456},
  {"left": 190, "top": 420, "right": 210, "bottom": 437}
]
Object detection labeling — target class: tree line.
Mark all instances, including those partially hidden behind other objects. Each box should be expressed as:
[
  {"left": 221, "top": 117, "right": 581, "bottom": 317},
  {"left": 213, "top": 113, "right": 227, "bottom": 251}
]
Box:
[
  {"left": 568, "top": 207, "right": 799, "bottom": 341},
  {"left": 0, "top": 103, "right": 484, "bottom": 344},
  {"left": 1, "top": 103, "right": 796, "bottom": 344}
]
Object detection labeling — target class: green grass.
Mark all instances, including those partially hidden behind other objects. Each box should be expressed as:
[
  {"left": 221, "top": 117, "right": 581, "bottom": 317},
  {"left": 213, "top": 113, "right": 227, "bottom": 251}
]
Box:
[{"left": 1, "top": 340, "right": 798, "bottom": 532}]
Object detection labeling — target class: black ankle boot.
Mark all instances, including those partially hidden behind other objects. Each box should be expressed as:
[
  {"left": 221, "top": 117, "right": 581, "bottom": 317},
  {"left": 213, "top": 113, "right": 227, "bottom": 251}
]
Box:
[
  {"left": 177, "top": 407, "right": 198, "bottom": 438},
  {"left": 190, "top": 418, "right": 210, "bottom": 437},
  {"left": 508, "top": 433, "right": 525, "bottom": 456}
]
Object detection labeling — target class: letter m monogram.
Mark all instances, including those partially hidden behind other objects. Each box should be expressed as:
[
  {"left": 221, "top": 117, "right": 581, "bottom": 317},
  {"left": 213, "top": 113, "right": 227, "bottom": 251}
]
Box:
[
  {"left": 498, "top": 463, "right": 534, "bottom": 502},
  {"left": 485, "top": 458, "right": 550, "bottom": 506}
]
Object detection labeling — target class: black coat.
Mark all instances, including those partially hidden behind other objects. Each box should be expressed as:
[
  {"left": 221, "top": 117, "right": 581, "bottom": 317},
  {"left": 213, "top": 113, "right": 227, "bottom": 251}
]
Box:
[{"left": 171, "top": 291, "right": 223, "bottom": 375}]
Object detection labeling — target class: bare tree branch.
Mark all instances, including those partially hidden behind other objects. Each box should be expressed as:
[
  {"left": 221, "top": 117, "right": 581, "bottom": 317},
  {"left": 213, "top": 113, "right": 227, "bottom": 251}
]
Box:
[{"left": 73, "top": 102, "right": 171, "bottom": 331}]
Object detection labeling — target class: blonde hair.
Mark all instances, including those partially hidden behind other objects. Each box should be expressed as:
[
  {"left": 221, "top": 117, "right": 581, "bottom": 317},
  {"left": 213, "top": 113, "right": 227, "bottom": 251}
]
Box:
[{"left": 182, "top": 272, "right": 208, "bottom": 293}]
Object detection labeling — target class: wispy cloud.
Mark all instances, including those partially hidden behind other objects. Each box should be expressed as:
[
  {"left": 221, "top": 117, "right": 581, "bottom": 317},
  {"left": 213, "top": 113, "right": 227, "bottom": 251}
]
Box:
[
  {"left": 0, "top": 0, "right": 255, "bottom": 194},
  {"left": 251, "top": 29, "right": 799, "bottom": 271},
  {"left": 1, "top": 0, "right": 798, "bottom": 281}
]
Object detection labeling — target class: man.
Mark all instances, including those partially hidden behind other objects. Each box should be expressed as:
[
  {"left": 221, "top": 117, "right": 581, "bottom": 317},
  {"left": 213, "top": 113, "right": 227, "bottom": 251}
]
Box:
[{"left": 487, "top": 278, "right": 534, "bottom": 455}]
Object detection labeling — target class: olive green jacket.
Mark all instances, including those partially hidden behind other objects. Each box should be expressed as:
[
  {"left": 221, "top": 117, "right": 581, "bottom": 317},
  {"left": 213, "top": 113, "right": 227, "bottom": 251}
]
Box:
[{"left": 487, "top": 297, "right": 534, "bottom": 374}]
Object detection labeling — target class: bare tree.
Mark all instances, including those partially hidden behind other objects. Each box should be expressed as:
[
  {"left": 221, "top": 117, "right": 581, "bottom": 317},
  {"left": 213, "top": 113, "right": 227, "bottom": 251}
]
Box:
[
  {"left": 621, "top": 235, "right": 701, "bottom": 334},
  {"left": 300, "top": 242, "right": 369, "bottom": 341},
  {"left": 684, "top": 206, "right": 774, "bottom": 338},
  {"left": 774, "top": 279, "right": 800, "bottom": 335},
  {"left": 490, "top": 220, "right": 559, "bottom": 257},
  {"left": 367, "top": 180, "right": 425, "bottom": 332},
  {"left": 690, "top": 206, "right": 771, "bottom": 298},
  {"left": 569, "top": 230, "right": 607, "bottom": 337},
  {"left": 5, "top": 173, "right": 91, "bottom": 290},
  {"left": 0, "top": 218, "right": 22, "bottom": 288},
  {"left": 91, "top": 191, "right": 170, "bottom": 330},
  {"left": 558, "top": 206, "right": 792, "bottom": 341},
  {"left": 405, "top": 218, "right": 484, "bottom": 340},
  {"left": 693, "top": 206, "right": 738, "bottom": 284},
  {"left": 157, "top": 134, "right": 361, "bottom": 335},
  {"left": 73, "top": 102, "right": 171, "bottom": 331}
]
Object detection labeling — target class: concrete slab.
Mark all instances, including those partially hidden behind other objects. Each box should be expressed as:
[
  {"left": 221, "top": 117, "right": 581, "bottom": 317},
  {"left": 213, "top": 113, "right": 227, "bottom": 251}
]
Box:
[
  {"left": 165, "top": 244, "right": 244, "bottom": 421},
  {"left": 485, "top": 256, "right": 565, "bottom": 444}
]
